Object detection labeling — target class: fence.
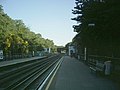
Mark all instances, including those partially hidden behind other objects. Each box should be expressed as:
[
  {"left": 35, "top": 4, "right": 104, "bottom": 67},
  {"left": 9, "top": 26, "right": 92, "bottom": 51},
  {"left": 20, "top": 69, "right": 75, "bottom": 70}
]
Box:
[{"left": 79, "top": 54, "right": 120, "bottom": 82}]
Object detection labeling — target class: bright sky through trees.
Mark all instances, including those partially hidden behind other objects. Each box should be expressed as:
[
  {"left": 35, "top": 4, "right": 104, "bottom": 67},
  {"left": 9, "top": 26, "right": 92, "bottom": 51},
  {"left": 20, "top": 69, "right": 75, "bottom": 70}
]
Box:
[{"left": 0, "top": 0, "right": 76, "bottom": 46}]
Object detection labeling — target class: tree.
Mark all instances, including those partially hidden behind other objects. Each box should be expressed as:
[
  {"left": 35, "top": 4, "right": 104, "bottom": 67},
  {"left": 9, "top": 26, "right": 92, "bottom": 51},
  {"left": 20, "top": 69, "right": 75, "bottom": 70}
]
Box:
[
  {"left": 0, "top": 5, "right": 57, "bottom": 57},
  {"left": 72, "top": 0, "right": 120, "bottom": 57}
]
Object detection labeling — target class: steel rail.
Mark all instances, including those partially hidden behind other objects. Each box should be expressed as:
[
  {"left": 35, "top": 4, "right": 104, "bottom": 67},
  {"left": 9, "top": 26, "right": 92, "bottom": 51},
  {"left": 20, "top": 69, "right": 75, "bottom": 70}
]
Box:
[
  {"left": 0, "top": 54, "right": 62, "bottom": 90},
  {"left": 38, "top": 56, "right": 64, "bottom": 90}
]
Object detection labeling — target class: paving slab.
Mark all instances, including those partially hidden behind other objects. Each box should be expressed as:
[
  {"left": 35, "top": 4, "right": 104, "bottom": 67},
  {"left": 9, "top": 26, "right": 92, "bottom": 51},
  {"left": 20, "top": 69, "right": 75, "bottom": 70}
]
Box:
[{"left": 49, "top": 56, "right": 119, "bottom": 90}]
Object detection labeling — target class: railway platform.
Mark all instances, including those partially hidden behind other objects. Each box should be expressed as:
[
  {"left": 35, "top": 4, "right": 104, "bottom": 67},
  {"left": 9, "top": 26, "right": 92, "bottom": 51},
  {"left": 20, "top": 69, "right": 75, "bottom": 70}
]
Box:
[
  {"left": 0, "top": 56, "right": 46, "bottom": 67},
  {"left": 48, "top": 56, "right": 119, "bottom": 90}
]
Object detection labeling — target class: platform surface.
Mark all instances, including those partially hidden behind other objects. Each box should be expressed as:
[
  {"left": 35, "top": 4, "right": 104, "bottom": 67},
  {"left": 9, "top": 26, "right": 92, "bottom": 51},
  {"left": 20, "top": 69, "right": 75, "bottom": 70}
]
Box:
[
  {"left": 49, "top": 56, "right": 119, "bottom": 90},
  {"left": 0, "top": 56, "right": 44, "bottom": 67}
]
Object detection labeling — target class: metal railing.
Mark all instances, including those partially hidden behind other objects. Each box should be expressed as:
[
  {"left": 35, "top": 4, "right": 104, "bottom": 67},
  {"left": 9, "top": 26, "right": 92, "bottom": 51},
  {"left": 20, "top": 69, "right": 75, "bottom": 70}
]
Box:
[{"left": 79, "top": 54, "right": 120, "bottom": 82}]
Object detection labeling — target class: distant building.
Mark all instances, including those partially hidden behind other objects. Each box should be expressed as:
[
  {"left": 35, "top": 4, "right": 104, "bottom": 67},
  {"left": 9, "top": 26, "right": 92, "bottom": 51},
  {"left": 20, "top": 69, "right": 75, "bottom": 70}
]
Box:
[
  {"left": 44, "top": 48, "right": 51, "bottom": 53},
  {"left": 57, "top": 46, "right": 66, "bottom": 53},
  {"left": 68, "top": 44, "right": 76, "bottom": 56}
]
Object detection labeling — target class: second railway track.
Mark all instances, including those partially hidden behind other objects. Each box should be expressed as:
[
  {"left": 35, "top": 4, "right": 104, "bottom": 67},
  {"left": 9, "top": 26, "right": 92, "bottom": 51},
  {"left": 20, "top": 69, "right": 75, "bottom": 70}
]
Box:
[{"left": 0, "top": 54, "right": 63, "bottom": 90}]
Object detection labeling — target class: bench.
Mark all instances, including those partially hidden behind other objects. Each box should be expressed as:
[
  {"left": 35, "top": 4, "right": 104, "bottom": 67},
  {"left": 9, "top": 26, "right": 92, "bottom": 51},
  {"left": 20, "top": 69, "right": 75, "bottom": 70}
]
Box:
[
  {"left": 89, "top": 62, "right": 105, "bottom": 75},
  {"left": 88, "top": 59, "right": 97, "bottom": 73},
  {"left": 90, "top": 66, "right": 97, "bottom": 73}
]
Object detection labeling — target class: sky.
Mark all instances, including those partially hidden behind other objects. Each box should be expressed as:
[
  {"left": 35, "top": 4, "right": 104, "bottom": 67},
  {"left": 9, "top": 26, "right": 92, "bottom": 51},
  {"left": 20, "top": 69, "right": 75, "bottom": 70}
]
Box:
[{"left": 0, "top": 0, "right": 76, "bottom": 46}]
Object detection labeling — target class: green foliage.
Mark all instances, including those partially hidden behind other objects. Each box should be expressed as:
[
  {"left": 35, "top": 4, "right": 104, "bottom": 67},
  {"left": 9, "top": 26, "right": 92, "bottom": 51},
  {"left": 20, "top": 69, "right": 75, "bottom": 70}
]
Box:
[
  {"left": 72, "top": 0, "right": 120, "bottom": 57},
  {"left": 0, "top": 5, "right": 57, "bottom": 55}
]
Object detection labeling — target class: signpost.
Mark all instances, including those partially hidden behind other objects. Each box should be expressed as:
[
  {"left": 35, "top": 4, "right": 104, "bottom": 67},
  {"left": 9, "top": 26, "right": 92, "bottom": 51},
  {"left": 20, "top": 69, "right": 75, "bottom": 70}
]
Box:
[{"left": 0, "top": 50, "right": 3, "bottom": 60}]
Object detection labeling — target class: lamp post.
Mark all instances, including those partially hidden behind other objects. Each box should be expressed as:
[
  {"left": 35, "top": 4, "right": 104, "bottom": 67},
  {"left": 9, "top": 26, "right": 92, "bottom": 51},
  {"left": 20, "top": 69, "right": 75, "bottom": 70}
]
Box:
[{"left": 84, "top": 23, "right": 95, "bottom": 61}]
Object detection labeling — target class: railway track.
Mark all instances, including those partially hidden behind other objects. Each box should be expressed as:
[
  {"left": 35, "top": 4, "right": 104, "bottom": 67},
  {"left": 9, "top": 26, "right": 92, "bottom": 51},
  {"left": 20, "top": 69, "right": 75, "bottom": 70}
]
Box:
[{"left": 0, "top": 54, "right": 63, "bottom": 90}]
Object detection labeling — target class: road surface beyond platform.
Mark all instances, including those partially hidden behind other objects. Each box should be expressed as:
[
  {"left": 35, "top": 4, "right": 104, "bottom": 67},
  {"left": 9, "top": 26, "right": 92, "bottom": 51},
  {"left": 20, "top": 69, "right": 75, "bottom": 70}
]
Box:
[{"left": 48, "top": 56, "right": 119, "bottom": 90}]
